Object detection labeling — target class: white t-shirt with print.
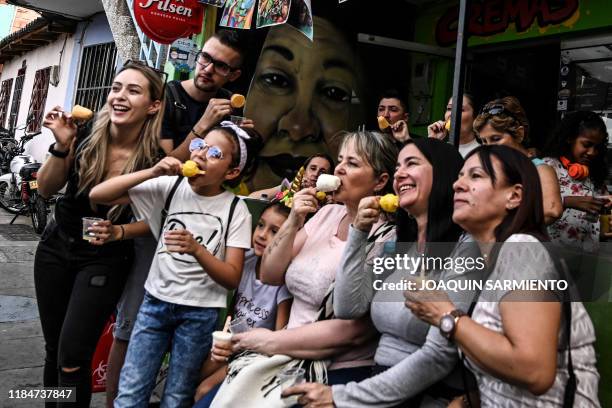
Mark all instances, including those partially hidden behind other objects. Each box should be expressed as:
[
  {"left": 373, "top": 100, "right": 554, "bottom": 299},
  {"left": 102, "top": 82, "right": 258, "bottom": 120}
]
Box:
[
  {"left": 234, "top": 250, "right": 292, "bottom": 330},
  {"left": 129, "top": 176, "right": 252, "bottom": 308}
]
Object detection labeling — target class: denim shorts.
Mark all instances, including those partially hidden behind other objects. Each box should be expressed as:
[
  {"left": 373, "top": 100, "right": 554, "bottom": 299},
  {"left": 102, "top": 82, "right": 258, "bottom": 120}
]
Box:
[{"left": 114, "top": 236, "right": 157, "bottom": 341}]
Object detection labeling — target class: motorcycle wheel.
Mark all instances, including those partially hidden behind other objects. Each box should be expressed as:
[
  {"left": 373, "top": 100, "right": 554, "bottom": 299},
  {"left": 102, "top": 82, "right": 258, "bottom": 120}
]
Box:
[
  {"left": 31, "top": 195, "right": 48, "bottom": 234},
  {"left": 0, "top": 180, "right": 23, "bottom": 214}
]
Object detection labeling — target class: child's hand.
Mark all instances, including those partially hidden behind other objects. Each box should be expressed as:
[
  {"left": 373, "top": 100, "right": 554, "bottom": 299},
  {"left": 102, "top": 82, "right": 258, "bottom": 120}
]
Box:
[
  {"left": 353, "top": 196, "right": 381, "bottom": 232},
  {"left": 164, "top": 229, "right": 202, "bottom": 255},
  {"left": 564, "top": 196, "right": 605, "bottom": 215},
  {"left": 152, "top": 157, "right": 182, "bottom": 177},
  {"left": 211, "top": 340, "right": 233, "bottom": 363},
  {"left": 43, "top": 106, "right": 77, "bottom": 149}
]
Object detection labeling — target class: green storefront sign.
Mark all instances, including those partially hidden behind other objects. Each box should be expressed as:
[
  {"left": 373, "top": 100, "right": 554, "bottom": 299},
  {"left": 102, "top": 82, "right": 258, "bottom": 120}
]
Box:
[{"left": 416, "top": 0, "right": 612, "bottom": 47}]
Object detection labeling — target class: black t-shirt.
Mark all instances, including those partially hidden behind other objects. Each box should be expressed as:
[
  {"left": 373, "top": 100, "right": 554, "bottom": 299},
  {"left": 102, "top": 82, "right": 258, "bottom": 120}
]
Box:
[
  {"left": 161, "top": 80, "right": 232, "bottom": 148},
  {"left": 54, "top": 124, "right": 164, "bottom": 240}
]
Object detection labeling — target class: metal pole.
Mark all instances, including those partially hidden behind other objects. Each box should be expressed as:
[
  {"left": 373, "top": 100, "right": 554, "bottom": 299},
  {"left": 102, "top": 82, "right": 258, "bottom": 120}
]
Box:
[{"left": 450, "top": 0, "right": 469, "bottom": 147}]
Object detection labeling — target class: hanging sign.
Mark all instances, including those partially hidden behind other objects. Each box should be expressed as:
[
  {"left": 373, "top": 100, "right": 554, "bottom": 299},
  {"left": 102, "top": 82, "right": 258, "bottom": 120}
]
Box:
[
  {"left": 134, "top": 0, "right": 205, "bottom": 44},
  {"left": 168, "top": 37, "right": 199, "bottom": 73}
]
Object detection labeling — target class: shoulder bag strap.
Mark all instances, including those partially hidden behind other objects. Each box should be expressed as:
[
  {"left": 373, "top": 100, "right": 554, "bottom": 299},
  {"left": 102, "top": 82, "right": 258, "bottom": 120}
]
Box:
[{"left": 159, "top": 176, "right": 184, "bottom": 237}]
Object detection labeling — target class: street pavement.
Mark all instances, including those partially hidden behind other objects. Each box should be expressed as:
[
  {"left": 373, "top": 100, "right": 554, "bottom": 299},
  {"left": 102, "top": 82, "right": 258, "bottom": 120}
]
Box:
[{"left": 0, "top": 209, "right": 105, "bottom": 407}]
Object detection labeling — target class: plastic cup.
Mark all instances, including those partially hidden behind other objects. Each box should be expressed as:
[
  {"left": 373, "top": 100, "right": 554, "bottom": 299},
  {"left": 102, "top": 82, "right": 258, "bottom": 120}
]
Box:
[
  {"left": 279, "top": 367, "right": 305, "bottom": 406},
  {"left": 229, "top": 317, "right": 250, "bottom": 334},
  {"left": 212, "top": 330, "right": 232, "bottom": 347},
  {"left": 229, "top": 115, "right": 245, "bottom": 126},
  {"left": 82, "top": 217, "right": 103, "bottom": 241}
]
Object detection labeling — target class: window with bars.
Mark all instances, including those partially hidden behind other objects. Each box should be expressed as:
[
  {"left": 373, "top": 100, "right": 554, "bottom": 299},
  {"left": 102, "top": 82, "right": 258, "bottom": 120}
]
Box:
[
  {"left": 8, "top": 68, "right": 26, "bottom": 132},
  {"left": 0, "top": 78, "right": 13, "bottom": 129},
  {"left": 26, "top": 67, "right": 51, "bottom": 132},
  {"left": 74, "top": 42, "right": 118, "bottom": 112}
]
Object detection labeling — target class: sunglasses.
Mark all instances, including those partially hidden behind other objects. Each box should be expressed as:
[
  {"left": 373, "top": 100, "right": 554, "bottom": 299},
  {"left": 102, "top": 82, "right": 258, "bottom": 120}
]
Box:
[
  {"left": 479, "top": 104, "right": 518, "bottom": 121},
  {"left": 195, "top": 52, "right": 239, "bottom": 77},
  {"left": 121, "top": 59, "right": 168, "bottom": 101},
  {"left": 189, "top": 138, "right": 224, "bottom": 160}
]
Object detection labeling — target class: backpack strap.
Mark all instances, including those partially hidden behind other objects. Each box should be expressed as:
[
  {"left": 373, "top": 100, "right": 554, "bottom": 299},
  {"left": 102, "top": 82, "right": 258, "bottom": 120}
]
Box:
[
  {"left": 159, "top": 176, "right": 184, "bottom": 237},
  {"left": 224, "top": 196, "right": 240, "bottom": 244},
  {"left": 165, "top": 81, "right": 187, "bottom": 130}
]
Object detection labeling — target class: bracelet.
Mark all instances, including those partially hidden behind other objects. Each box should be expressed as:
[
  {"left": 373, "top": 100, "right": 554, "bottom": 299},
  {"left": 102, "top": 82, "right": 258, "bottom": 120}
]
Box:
[
  {"left": 119, "top": 225, "right": 125, "bottom": 241},
  {"left": 191, "top": 128, "right": 204, "bottom": 138}
]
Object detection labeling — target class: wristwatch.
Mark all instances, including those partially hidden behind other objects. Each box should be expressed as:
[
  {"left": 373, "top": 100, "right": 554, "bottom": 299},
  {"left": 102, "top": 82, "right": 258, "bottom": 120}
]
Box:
[
  {"left": 48, "top": 142, "right": 69, "bottom": 158},
  {"left": 439, "top": 309, "right": 466, "bottom": 340}
]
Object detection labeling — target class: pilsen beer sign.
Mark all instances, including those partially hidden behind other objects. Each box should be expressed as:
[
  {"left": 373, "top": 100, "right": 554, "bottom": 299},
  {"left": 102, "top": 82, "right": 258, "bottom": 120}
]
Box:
[
  {"left": 135, "top": 0, "right": 204, "bottom": 44},
  {"left": 436, "top": 0, "right": 579, "bottom": 46}
]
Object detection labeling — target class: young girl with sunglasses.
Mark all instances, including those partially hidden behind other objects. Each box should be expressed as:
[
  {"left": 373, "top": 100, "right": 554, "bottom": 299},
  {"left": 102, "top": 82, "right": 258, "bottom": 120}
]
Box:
[
  {"left": 90, "top": 122, "right": 262, "bottom": 407},
  {"left": 543, "top": 111, "right": 611, "bottom": 252}
]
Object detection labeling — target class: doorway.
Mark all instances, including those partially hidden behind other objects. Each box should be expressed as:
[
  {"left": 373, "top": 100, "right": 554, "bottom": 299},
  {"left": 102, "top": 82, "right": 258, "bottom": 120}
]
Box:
[{"left": 467, "top": 43, "right": 560, "bottom": 153}]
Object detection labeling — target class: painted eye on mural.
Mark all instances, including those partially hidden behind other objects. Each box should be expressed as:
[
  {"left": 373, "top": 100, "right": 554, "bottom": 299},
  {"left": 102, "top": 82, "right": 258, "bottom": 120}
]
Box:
[
  {"left": 321, "top": 85, "right": 350, "bottom": 103},
  {"left": 260, "top": 72, "right": 292, "bottom": 91}
]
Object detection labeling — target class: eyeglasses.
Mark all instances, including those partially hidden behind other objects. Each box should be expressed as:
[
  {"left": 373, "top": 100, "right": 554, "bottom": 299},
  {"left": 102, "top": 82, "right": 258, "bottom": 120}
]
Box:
[
  {"left": 189, "top": 138, "right": 224, "bottom": 160},
  {"left": 195, "top": 52, "right": 238, "bottom": 77},
  {"left": 479, "top": 104, "right": 518, "bottom": 121},
  {"left": 121, "top": 59, "right": 168, "bottom": 101}
]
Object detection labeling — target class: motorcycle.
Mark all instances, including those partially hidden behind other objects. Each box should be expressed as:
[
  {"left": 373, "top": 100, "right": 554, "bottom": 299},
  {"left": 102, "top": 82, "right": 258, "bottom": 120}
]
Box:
[{"left": 0, "top": 128, "right": 49, "bottom": 234}]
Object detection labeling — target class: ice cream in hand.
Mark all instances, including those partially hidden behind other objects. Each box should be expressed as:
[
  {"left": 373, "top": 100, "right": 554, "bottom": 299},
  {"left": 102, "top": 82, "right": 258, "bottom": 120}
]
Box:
[
  {"left": 379, "top": 194, "right": 399, "bottom": 213},
  {"left": 71, "top": 105, "right": 93, "bottom": 121},
  {"left": 182, "top": 160, "right": 205, "bottom": 177},
  {"left": 445, "top": 119, "right": 451, "bottom": 132},
  {"left": 230, "top": 94, "right": 246, "bottom": 109},
  {"left": 378, "top": 116, "right": 390, "bottom": 130},
  {"left": 316, "top": 174, "right": 341, "bottom": 192}
]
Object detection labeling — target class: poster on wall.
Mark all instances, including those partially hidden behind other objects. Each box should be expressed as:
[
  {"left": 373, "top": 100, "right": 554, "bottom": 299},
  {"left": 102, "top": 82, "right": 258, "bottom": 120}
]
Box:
[
  {"left": 198, "top": 0, "right": 226, "bottom": 6},
  {"left": 256, "top": 0, "right": 291, "bottom": 28},
  {"left": 220, "top": 0, "right": 256, "bottom": 29},
  {"left": 287, "top": 0, "right": 312, "bottom": 40},
  {"left": 168, "top": 38, "right": 199, "bottom": 73},
  {"left": 257, "top": 0, "right": 291, "bottom": 28}
]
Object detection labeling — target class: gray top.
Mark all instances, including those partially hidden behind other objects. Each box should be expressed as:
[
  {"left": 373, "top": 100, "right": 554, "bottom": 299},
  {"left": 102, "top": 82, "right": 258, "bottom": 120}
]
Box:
[{"left": 332, "top": 226, "right": 482, "bottom": 407}]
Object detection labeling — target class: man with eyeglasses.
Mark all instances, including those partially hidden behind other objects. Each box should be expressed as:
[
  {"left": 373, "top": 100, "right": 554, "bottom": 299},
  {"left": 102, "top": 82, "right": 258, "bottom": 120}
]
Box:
[
  {"left": 160, "top": 30, "right": 250, "bottom": 159},
  {"left": 377, "top": 88, "right": 411, "bottom": 145}
]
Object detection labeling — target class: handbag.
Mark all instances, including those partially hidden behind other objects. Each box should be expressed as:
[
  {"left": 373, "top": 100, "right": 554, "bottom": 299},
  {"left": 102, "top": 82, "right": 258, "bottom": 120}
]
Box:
[
  {"left": 211, "top": 274, "right": 338, "bottom": 407},
  {"left": 90, "top": 314, "right": 116, "bottom": 393}
]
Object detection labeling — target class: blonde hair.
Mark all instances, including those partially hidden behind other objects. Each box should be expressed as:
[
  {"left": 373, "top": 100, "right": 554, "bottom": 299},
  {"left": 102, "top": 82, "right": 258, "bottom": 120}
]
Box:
[
  {"left": 338, "top": 130, "right": 398, "bottom": 194},
  {"left": 77, "top": 64, "right": 165, "bottom": 220}
]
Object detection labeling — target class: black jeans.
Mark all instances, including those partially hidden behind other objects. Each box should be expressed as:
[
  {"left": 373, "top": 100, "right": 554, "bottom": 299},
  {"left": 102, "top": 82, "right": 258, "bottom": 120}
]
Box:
[{"left": 34, "top": 221, "right": 133, "bottom": 407}]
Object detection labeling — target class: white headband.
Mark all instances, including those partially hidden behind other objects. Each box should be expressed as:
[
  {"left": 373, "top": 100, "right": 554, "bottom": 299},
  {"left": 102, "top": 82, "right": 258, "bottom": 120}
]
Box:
[{"left": 220, "top": 121, "right": 251, "bottom": 172}]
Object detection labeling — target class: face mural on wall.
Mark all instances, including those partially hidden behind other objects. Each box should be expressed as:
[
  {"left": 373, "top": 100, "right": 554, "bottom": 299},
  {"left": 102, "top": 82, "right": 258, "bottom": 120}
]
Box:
[{"left": 245, "top": 16, "right": 366, "bottom": 191}]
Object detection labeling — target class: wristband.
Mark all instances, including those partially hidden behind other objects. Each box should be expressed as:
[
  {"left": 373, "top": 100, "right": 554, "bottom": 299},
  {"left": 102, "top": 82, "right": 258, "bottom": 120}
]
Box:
[
  {"left": 191, "top": 128, "right": 204, "bottom": 138},
  {"left": 119, "top": 225, "right": 125, "bottom": 241},
  {"left": 48, "top": 142, "right": 69, "bottom": 158}
]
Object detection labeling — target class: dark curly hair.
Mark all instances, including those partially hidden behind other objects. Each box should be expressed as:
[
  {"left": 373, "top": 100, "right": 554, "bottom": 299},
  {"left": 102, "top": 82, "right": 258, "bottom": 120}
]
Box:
[{"left": 550, "top": 111, "right": 608, "bottom": 188}]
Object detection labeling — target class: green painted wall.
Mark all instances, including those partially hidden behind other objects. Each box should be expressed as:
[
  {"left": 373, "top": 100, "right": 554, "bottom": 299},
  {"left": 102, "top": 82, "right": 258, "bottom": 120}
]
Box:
[{"left": 0, "top": 4, "right": 16, "bottom": 40}]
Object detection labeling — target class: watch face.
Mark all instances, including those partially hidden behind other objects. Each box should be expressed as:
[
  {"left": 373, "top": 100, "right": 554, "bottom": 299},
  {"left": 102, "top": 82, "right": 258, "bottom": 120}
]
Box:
[{"left": 440, "top": 315, "right": 454, "bottom": 334}]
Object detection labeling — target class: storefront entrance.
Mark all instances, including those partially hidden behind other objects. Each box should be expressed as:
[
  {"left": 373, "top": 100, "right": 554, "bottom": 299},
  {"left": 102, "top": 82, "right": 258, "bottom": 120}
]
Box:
[{"left": 466, "top": 42, "right": 560, "bottom": 153}]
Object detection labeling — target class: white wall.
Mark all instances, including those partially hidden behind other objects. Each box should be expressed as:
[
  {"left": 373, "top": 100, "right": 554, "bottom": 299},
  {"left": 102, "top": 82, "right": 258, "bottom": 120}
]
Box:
[{"left": 0, "top": 33, "right": 77, "bottom": 163}]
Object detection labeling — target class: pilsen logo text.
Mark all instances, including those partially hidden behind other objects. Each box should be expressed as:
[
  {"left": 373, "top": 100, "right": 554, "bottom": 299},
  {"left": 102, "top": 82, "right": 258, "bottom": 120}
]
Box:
[
  {"left": 138, "top": 0, "right": 193, "bottom": 17},
  {"left": 436, "top": 0, "right": 579, "bottom": 47}
]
